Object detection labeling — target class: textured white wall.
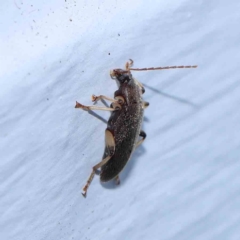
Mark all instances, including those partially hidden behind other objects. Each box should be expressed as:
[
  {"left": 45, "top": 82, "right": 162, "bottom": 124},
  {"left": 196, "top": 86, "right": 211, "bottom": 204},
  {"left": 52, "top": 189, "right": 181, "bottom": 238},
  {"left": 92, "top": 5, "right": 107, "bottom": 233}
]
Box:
[{"left": 1, "top": 1, "right": 240, "bottom": 239}]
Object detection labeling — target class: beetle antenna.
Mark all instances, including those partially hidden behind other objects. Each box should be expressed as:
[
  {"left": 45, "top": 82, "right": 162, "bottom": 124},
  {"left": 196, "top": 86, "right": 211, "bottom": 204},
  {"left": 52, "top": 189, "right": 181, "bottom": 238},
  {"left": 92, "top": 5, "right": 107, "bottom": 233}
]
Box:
[{"left": 129, "top": 65, "right": 198, "bottom": 71}]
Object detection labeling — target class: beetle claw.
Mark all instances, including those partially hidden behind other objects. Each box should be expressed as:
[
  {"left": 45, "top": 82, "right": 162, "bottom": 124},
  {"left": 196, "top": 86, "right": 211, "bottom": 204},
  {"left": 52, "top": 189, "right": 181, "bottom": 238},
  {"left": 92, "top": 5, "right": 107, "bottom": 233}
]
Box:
[
  {"left": 91, "top": 95, "right": 98, "bottom": 102},
  {"left": 82, "top": 186, "right": 87, "bottom": 198},
  {"left": 75, "top": 101, "right": 83, "bottom": 108},
  {"left": 75, "top": 101, "right": 89, "bottom": 110},
  {"left": 81, "top": 191, "right": 87, "bottom": 198}
]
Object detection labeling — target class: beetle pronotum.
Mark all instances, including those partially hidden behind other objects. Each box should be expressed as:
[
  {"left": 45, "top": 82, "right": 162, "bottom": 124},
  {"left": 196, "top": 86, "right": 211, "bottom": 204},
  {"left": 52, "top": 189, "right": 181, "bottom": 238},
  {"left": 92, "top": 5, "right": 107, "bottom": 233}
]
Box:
[{"left": 75, "top": 59, "right": 197, "bottom": 197}]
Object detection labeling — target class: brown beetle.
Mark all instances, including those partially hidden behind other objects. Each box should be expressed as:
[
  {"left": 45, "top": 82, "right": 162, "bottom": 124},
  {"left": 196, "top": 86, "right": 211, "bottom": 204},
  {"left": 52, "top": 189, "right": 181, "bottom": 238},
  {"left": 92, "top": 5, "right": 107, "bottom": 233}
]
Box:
[{"left": 75, "top": 60, "right": 197, "bottom": 197}]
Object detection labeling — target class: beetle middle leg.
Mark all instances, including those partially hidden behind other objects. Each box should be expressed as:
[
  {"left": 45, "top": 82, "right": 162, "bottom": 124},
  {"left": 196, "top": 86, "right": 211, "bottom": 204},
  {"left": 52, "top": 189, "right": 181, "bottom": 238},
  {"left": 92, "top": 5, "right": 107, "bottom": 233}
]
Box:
[
  {"left": 75, "top": 100, "right": 122, "bottom": 125},
  {"left": 75, "top": 97, "right": 123, "bottom": 111},
  {"left": 135, "top": 130, "right": 147, "bottom": 148},
  {"left": 82, "top": 129, "right": 115, "bottom": 197},
  {"left": 75, "top": 101, "right": 115, "bottom": 112}
]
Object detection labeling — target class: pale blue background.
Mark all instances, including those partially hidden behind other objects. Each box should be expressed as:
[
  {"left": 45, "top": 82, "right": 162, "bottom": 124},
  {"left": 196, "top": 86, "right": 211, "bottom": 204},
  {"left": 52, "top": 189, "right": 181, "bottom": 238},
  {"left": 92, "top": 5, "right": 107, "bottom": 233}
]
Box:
[{"left": 1, "top": 1, "right": 240, "bottom": 239}]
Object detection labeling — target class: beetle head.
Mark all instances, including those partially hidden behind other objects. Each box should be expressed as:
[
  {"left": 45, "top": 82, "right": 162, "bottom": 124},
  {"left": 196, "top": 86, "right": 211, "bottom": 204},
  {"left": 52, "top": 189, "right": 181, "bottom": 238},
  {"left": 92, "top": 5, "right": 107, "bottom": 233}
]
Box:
[{"left": 110, "top": 69, "right": 132, "bottom": 84}]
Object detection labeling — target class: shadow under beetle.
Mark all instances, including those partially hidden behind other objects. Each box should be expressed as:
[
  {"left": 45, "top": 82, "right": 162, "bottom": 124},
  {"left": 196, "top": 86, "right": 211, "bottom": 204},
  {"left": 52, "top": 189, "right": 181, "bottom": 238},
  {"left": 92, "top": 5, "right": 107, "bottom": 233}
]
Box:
[{"left": 75, "top": 59, "right": 197, "bottom": 197}]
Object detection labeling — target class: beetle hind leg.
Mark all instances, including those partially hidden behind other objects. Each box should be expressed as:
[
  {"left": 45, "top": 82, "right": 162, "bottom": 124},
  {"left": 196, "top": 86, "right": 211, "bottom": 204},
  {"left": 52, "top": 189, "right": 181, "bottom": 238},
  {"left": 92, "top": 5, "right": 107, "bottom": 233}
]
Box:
[
  {"left": 82, "top": 154, "right": 112, "bottom": 197},
  {"left": 115, "top": 175, "right": 120, "bottom": 185},
  {"left": 135, "top": 130, "right": 147, "bottom": 148},
  {"left": 82, "top": 130, "right": 115, "bottom": 197}
]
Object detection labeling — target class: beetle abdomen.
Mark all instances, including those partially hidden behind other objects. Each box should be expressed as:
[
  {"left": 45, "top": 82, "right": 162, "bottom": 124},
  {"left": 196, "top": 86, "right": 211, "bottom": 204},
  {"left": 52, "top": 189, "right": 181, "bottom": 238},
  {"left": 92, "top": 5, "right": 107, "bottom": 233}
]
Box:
[
  {"left": 100, "top": 137, "right": 134, "bottom": 182},
  {"left": 100, "top": 104, "right": 143, "bottom": 182}
]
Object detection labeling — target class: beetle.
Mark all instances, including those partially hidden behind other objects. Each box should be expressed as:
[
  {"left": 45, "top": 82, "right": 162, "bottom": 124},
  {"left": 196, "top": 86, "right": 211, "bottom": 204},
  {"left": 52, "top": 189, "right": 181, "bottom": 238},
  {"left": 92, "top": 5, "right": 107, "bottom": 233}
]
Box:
[{"left": 75, "top": 59, "right": 197, "bottom": 197}]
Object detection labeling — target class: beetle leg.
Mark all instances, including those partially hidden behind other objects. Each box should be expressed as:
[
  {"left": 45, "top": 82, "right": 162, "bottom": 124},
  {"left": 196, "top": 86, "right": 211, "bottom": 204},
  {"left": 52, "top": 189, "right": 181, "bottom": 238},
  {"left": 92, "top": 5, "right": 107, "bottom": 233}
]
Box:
[
  {"left": 91, "top": 94, "right": 116, "bottom": 104},
  {"left": 135, "top": 130, "right": 147, "bottom": 148},
  {"left": 75, "top": 101, "right": 121, "bottom": 124},
  {"left": 82, "top": 130, "right": 115, "bottom": 197},
  {"left": 82, "top": 155, "right": 112, "bottom": 197},
  {"left": 125, "top": 59, "right": 134, "bottom": 70},
  {"left": 143, "top": 101, "right": 149, "bottom": 109},
  {"left": 115, "top": 175, "right": 120, "bottom": 185},
  {"left": 75, "top": 101, "right": 115, "bottom": 112}
]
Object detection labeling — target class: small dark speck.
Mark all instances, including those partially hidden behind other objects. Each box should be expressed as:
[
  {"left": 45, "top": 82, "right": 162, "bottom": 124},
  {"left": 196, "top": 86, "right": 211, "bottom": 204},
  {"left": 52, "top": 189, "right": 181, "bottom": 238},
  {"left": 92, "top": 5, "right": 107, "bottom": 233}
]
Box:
[
  {"left": 82, "top": 71, "right": 84, "bottom": 73},
  {"left": 47, "top": 98, "right": 49, "bottom": 101},
  {"left": 70, "top": 19, "right": 72, "bottom": 21},
  {"left": 118, "top": 33, "right": 120, "bottom": 36},
  {"left": 108, "top": 53, "right": 110, "bottom": 55}
]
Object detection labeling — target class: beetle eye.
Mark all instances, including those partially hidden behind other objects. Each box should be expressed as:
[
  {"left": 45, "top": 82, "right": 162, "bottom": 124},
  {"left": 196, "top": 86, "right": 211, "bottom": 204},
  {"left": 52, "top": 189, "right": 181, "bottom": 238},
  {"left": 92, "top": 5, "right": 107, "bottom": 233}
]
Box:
[{"left": 118, "top": 74, "right": 131, "bottom": 83}]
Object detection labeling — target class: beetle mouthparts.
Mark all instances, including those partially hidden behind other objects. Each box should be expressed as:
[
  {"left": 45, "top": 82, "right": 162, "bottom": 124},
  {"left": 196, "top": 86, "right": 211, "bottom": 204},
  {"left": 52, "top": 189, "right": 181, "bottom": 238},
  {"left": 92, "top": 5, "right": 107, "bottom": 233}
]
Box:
[
  {"left": 110, "top": 69, "right": 129, "bottom": 78},
  {"left": 110, "top": 70, "right": 116, "bottom": 79}
]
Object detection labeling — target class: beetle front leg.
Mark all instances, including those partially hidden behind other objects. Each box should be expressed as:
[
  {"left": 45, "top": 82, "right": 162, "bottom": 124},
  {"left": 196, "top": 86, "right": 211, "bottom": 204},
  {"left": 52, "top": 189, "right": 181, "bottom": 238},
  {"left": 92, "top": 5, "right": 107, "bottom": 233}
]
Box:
[
  {"left": 82, "top": 130, "right": 115, "bottom": 197},
  {"left": 135, "top": 130, "right": 147, "bottom": 148},
  {"left": 75, "top": 101, "right": 115, "bottom": 112},
  {"left": 91, "top": 94, "right": 116, "bottom": 104}
]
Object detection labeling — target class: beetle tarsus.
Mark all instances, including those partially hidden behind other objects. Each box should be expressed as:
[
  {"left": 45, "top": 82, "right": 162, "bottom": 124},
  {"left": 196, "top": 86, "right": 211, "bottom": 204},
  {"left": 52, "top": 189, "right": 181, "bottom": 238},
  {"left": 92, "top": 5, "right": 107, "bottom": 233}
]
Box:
[
  {"left": 82, "top": 184, "right": 89, "bottom": 197},
  {"left": 75, "top": 101, "right": 89, "bottom": 110},
  {"left": 91, "top": 95, "right": 98, "bottom": 102},
  {"left": 81, "top": 190, "right": 87, "bottom": 198},
  {"left": 115, "top": 175, "right": 120, "bottom": 185},
  {"left": 125, "top": 59, "right": 134, "bottom": 70}
]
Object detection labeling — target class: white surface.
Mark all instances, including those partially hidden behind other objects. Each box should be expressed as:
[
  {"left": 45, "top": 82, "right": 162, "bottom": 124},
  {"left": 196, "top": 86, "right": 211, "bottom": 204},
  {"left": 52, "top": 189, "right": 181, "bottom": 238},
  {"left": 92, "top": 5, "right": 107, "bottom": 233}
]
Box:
[{"left": 1, "top": 1, "right": 240, "bottom": 239}]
